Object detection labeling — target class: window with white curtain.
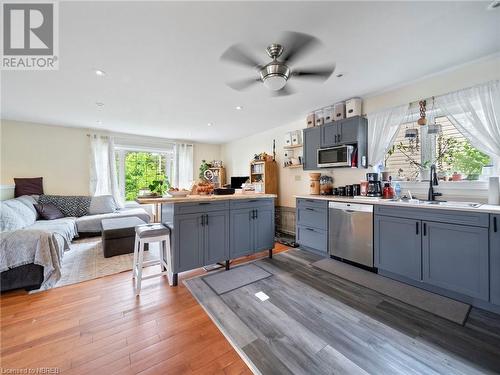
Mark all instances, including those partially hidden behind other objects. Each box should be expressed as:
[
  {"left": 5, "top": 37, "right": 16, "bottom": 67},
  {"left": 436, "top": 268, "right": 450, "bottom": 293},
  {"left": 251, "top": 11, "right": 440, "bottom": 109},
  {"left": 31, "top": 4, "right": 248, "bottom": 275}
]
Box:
[{"left": 384, "top": 114, "right": 492, "bottom": 181}]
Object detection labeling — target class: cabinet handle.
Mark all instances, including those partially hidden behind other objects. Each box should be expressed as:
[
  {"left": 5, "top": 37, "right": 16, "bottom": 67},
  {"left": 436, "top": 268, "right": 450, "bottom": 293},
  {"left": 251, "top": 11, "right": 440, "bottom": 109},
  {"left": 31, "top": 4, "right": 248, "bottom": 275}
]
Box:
[
  {"left": 416, "top": 222, "right": 419, "bottom": 235},
  {"left": 255, "top": 209, "right": 258, "bottom": 219},
  {"left": 494, "top": 217, "right": 498, "bottom": 233},
  {"left": 305, "top": 228, "right": 315, "bottom": 232},
  {"left": 248, "top": 199, "right": 259, "bottom": 203},
  {"left": 205, "top": 214, "right": 208, "bottom": 226},
  {"left": 338, "top": 134, "right": 341, "bottom": 143},
  {"left": 201, "top": 215, "right": 205, "bottom": 226},
  {"left": 305, "top": 207, "right": 315, "bottom": 211},
  {"left": 334, "top": 134, "right": 337, "bottom": 143},
  {"left": 423, "top": 223, "right": 427, "bottom": 236}
]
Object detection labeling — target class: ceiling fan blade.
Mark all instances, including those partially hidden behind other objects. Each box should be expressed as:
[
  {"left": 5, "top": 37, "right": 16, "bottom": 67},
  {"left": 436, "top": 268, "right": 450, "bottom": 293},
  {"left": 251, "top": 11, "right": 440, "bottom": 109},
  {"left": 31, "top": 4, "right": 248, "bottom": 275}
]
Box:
[
  {"left": 271, "top": 84, "right": 296, "bottom": 97},
  {"left": 220, "top": 44, "right": 262, "bottom": 69},
  {"left": 279, "top": 31, "right": 321, "bottom": 64},
  {"left": 292, "top": 64, "right": 336, "bottom": 81},
  {"left": 226, "top": 77, "right": 261, "bottom": 91}
]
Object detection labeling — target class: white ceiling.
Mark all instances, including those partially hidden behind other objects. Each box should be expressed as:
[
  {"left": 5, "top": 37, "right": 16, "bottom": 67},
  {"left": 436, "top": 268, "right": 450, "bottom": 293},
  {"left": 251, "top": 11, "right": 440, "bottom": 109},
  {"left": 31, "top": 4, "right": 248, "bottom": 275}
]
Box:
[{"left": 2, "top": 1, "right": 499, "bottom": 143}]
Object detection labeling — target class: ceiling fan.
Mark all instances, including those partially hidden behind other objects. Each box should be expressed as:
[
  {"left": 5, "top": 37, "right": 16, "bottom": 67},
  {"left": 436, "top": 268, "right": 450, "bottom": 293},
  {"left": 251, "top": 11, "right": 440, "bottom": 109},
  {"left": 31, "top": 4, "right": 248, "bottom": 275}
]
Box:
[{"left": 220, "top": 31, "right": 335, "bottom": 96}]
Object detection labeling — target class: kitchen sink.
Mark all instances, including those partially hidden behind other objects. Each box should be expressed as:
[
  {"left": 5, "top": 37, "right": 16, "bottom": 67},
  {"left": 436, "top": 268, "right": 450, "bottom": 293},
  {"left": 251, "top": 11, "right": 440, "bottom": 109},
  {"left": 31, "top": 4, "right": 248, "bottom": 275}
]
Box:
[{"left": 422, "top": 201, "right": 482, "bottom": 208}]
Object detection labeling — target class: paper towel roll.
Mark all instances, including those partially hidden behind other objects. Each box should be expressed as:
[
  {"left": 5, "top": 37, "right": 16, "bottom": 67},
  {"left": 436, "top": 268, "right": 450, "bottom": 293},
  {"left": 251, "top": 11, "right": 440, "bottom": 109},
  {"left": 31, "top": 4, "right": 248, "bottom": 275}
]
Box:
[{"left": 489, "top": 177, "right": 500, "bottom": 205}]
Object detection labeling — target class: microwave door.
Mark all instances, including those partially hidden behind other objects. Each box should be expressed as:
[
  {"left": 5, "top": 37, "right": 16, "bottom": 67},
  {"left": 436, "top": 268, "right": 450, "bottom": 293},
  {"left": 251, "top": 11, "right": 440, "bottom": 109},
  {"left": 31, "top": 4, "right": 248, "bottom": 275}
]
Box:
[{"left": 318, "top": 146, "right": 352, "bottom": 167}]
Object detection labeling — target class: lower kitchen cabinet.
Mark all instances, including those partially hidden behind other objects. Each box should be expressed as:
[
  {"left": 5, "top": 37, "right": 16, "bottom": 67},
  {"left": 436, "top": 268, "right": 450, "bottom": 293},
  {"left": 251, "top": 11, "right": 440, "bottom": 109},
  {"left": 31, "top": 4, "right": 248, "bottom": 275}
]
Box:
[
  {"left": 296, "top": 198, "right": 328, "bottom": 255},
  {"left": 422, "top": 221, "right": 489, "bottom": 300},
  {"left": 374, "top": 215, "right": 422, "bottom": 281},
  {"left": 230, "top": 205, "right": 275, "bottom": 258},
  {"left": 204, "top": 211, "right": 230, "bottom": 265},
  {"left": 296, "top": 226, "right": 327, "bottom": 254},
  {"left": 174, "top": 213, "right": 205, "bottom": 272},
  {"left": 490, "top": 215, "right": 500, "bottom": 305}
]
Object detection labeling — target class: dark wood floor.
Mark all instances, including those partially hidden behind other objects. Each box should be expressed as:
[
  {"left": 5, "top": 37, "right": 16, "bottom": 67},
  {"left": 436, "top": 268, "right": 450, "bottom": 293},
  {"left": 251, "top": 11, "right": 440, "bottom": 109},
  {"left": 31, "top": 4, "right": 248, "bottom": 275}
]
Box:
[
  {"left": 0, "top": 244, "right": 289, "bottom": 374},
  {"left": 187, "top": 249, "right": 500, "bottom": 375}
]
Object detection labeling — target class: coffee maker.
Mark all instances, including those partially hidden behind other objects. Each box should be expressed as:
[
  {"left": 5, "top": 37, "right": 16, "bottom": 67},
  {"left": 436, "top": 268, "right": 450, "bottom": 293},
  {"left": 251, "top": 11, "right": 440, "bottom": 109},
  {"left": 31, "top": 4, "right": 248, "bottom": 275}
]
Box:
[{"left": 366, "top": 173, "right": 382, "bottom": 197}]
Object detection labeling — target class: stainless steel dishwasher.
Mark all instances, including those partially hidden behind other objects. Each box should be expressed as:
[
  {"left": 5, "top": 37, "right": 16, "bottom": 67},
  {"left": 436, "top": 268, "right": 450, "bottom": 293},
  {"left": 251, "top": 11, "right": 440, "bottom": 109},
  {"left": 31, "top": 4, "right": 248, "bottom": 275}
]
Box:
[{"left": 328, "top": 202, "right": 373, "bottom": 268}]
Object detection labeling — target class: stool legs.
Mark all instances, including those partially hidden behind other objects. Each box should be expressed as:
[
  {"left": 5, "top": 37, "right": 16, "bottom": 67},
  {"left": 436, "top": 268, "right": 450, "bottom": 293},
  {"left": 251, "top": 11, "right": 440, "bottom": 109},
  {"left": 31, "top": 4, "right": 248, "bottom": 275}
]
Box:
[
  {"left": 132, "top": 236, "right": 139, "bottom": 279},
  {"left": 135, "top": 239, "right": 145, "bottom": 296}
]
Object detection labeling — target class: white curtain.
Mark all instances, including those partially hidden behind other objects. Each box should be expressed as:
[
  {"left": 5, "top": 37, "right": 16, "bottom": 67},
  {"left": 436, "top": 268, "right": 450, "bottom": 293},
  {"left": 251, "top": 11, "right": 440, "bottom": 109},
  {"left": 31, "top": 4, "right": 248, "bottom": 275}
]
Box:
[
  {"left": 173, "top": 143, "right": 194, "bottom": 190},
  {"left": 367, "top": 104, "right": 409, "bottom": 167},
  {"left": 436, "top": 80, "right": 500, "bottom": 170},
  {"left": 89, "top": 134, "right": 123, "bottom": 207}
]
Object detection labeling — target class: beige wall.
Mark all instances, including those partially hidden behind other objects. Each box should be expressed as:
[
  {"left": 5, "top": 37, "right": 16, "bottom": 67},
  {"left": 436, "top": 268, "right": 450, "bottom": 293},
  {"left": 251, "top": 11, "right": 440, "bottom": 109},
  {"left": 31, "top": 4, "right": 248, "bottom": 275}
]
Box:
[
  {"left": 0, "top": 120, "right": 221, "bottom": 197},
  {"left": 222, "top": 55, "right": 500, "bottom": 208}
]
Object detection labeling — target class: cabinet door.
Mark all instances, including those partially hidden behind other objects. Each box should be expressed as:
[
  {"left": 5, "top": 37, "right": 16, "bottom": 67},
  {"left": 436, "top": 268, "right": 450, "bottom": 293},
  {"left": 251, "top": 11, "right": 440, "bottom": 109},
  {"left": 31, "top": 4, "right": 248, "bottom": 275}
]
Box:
[
  {"left": 230, "top": 208, "right": 254, "bottom": 258},
  {"left": 422, "top": 221, "right": 489, "bottom": 300},
  {"left": 338, "top": 118, "right": 359, "bottom": 144},
  {"left": 254, "top": 207, "right": 275, "bottom": 252},
  {"left": 174, "top": 213, "right": 204, "bottom": 272},
  {"left": 303, "top": 127, "right": 321, "bottom": 170},
  {"left": 374, "top": 215, "right": 422, "bottom": 281},
  {"left": 204, "top": 211, "right": 229, "bottom": 265},
  {"left": 320, "top": 123, "right": 338, "bottom": 148},
  {"left": 491, "top": 215, "right": 500, "bottom": 305},
  {"left": 296, "top": 225, "right": 328, "bottom": 254}
]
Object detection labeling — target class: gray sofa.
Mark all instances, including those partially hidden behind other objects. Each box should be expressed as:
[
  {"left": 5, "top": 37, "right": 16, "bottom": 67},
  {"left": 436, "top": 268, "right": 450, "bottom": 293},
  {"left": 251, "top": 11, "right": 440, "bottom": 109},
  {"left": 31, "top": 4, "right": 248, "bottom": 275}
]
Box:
[{"left": 0, "top": 195, "right": 150, "bottom": 292}]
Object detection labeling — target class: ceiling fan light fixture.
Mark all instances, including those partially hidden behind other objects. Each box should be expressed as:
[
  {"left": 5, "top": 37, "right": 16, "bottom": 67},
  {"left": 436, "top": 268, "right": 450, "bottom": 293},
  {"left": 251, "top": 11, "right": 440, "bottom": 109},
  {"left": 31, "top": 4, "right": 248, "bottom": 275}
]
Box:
[{"left": 262, "top": 74, "right": 287, "bottom": 91}]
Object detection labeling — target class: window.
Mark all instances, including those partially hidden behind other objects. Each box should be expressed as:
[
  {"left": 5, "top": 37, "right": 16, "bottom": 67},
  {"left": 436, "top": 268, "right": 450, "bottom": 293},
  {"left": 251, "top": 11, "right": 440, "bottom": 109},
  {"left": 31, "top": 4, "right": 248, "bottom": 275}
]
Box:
[
  {"left": 384, "top": 116, "right": 491, "bottom": 181},
  {"left": 115, "top": 147, "right": 174, "bottom": 201}
]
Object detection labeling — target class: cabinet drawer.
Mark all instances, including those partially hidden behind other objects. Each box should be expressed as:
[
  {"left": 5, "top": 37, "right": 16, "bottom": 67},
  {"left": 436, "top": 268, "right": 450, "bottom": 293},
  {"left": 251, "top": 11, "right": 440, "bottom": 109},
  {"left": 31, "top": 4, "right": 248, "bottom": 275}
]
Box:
[
  {"left": 230, "top": 198, "right": 274, "bottom": 210},
  {"left": 297, "top": 207, "right": 327, "bottom": 230},
  {"left": 297, "top": 225, "right": 327, "bottom": 253},
  {"left": 175, "top": 200, "right": 229, "bottom": 215},
  {"left": 374, "top": 205, "right": 489, "bottom": 228},
  {"left": 297, "top": 198, "right": 328, "bottom": 210}
]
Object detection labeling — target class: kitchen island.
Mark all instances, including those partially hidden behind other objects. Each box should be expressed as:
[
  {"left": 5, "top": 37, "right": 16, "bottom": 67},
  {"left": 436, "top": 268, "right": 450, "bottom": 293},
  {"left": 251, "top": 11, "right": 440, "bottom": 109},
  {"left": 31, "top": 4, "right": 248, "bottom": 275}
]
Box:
[
  {"left": 295, "top": 194, "right": 500, "bottom": 314},
  {"left": 158, "top": 193, "right": 276, "bottom": 285}
]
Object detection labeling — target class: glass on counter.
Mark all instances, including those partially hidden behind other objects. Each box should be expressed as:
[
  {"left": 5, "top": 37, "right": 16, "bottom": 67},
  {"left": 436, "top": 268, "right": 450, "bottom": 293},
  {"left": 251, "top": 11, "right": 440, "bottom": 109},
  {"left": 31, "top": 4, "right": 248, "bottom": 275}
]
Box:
[{"left": 319, "top": 175, "right": 334, "bottom": 195}]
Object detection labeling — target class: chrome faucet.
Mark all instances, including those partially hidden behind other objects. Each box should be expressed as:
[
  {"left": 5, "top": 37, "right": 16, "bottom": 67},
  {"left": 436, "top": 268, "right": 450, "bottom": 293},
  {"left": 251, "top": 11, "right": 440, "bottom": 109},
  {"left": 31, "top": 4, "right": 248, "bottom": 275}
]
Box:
[{"left": 428, "top": 164, "right": 442, "bottom": 201}]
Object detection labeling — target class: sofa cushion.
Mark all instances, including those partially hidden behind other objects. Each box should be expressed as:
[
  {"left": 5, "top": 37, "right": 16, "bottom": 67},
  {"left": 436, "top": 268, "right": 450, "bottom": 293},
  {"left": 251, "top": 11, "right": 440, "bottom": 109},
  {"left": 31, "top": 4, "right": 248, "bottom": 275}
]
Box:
[
  {"left": 34, "top": 203, "right": 65, "bottom": 220},
  {"left": 27, "top": 217, "right": 77, "bottom": 243},
  {"left": 89, "top": 195, "right": 117, "bottom": 215},
  {"left": 75, "top": 207, "right": 150, "bottom": 233},
  {"left": 38, "top": 195, "right": 91, "bottom": 217},
  {"left": 1, "top": 199, "right": 37, "bottom": 231},
  {"left": 16, "top": 195, "right": 39, "bottom": 217},
  {"left": 14, "top": 177, "right": 44, "bottom": 198}
]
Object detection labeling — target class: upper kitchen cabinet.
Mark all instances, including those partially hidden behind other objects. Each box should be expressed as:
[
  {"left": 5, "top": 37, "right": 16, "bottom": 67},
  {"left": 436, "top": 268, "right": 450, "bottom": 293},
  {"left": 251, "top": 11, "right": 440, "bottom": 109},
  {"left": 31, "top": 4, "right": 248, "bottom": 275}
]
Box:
[
  {"left": 490, "top": 214, "right": 500, "bottom": 305},
  {"left": 303, "top": 126, "right": 321, "bottom": 170},
  {"left": 320, "top": 116, "right": 366, "bottom": 148}
]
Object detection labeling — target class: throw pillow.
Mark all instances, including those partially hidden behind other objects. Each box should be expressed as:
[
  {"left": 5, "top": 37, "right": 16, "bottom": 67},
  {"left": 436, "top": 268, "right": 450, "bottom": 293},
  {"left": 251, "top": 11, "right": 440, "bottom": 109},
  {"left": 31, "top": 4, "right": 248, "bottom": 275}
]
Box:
[
  {"left": 34, "top": 203, "right": 64, "bottom": 220},
  {"left": 38, "top": 195, "right": 91, "bottom": 217},
  {"left": 14, "top": 177, "right": 44, "bottom": 198},
  {"left": 88, "top": 195, "right": 117, "bottom": 215}
]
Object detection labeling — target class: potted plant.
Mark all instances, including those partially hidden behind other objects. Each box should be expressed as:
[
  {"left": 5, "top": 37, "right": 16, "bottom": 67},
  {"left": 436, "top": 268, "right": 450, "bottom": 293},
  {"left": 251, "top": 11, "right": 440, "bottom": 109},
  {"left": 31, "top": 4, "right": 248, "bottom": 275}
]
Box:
[
  {"left": 148, "top": 178, "right": 169, "bottom": 196},
  {"left": 451, "top": 142, "right": 490, "bottom": 180}
]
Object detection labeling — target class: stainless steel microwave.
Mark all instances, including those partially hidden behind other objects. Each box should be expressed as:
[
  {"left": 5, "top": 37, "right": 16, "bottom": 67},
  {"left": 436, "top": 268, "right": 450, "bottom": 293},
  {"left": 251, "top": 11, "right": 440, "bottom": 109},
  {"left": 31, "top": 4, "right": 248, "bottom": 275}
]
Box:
[{"left": 317, "top": 145, "right": 354, "bottom": 168}]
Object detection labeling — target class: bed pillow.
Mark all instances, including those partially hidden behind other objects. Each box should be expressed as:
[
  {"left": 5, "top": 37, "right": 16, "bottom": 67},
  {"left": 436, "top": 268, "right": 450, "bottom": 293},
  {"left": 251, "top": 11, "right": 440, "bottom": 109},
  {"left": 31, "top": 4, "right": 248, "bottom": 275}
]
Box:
[
  {"left": 88, "top": 195, "right": 117, "bottom": 215},
  {"left": 14, "top": 177, "right": 44, "bottom": 198},
  {"left": 34, "top": 203, "right": 64, "bottom": 220}
]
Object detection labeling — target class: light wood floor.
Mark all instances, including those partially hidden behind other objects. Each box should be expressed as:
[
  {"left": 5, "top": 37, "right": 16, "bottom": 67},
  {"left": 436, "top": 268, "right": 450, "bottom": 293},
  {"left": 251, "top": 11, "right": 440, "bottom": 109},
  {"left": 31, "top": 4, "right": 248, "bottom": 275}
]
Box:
[{"left": 0, "top": 243, "right": 289, "bottom": 374}]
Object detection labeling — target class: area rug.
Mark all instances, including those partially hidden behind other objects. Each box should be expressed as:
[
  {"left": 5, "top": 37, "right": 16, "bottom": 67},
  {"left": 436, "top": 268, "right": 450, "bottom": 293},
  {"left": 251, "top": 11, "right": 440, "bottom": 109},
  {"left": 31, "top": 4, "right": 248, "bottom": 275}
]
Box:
[
  {"left": 312, "top": 257, "right": 471, "bottom": 325},
  {"left": 203, "top": 264, "right": 271, "bottom": 294},
  {"left": 184, "top": 249, "right": 499, "bottom": 375},
  {"left": 54, "top": 237, "right": 158, "bottom": 288}
]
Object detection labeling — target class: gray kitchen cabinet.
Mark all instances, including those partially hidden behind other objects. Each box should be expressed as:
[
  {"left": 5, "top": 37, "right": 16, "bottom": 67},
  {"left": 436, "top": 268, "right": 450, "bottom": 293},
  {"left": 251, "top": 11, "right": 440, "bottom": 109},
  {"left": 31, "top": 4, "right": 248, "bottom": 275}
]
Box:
[
  {"left": 229, "top": 204, "right": 275, "bottom": 258},
  {"left": 374, "top": 215, "right": 422, "bottom": 281},
  {"left": 296, "top": 198, "right": 328, "bottom": 255},
  {"left": 174, "top": 213, "right": 204, "bottom": 272},
  {"left": 174, "top": 211, "right": 229, "bottom": 272},
  {"left": 339, "top": 118, "right": 361, "bottom": 144},
  {"left": 491, "top": 215, "right": 500, "bottom": 305},
  {"left": 422, "top": 221, "right": 489, "bottom": 300},
  {"left": 229, "top": 208, "right": 254, "bottom": 259},
  {"left": 321, "top": 122, "right": 340, "bottom": 148},
  {"left": 204, "top": 211, "right": 230, "bottom": 265},
  {"left": 296, "top": 225, "right": 328, "bottom": 254},
  {"left": 303, "top": 126, "right": 321, "bottom": 170}
]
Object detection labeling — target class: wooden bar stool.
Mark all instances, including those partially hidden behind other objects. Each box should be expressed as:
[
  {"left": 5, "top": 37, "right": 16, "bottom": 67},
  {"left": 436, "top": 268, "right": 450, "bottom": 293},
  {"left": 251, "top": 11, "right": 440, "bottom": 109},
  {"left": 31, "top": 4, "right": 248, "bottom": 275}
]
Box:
[{"left": 132, "top": 223, "right": 173, "bottom": 295}]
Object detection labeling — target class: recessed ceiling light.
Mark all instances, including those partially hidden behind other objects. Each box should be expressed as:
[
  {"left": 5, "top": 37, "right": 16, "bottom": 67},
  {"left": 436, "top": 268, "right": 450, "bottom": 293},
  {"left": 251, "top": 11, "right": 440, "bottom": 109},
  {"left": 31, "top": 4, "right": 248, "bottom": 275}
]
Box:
[
  {"left": 95, "top": 69, "right": 106, "bottom": 76},
  {"left": 96, "top": 102, "right": 104, "bottom": 107},
  {"left": 336, "top": 73, "right": 345, "bottom": 78},
  {"left": 207, "top": 122, "right": 213, "bottom": 127},
  {"left": 235, "top": 106, "right": 243, "bottom": 110}
]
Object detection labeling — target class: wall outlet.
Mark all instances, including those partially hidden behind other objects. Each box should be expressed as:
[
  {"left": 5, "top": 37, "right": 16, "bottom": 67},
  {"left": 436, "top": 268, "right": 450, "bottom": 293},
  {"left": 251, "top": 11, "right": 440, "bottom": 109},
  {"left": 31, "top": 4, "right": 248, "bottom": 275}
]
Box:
[{"left": 294, "top": 175, "right": 302, "bottom": 181}]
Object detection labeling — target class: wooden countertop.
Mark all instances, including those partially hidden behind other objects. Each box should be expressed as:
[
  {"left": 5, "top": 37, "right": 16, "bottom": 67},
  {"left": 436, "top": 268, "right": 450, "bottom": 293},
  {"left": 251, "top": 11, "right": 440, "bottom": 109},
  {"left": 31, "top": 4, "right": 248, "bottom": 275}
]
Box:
[
  {"left": 295, "top": 195, "right": 500, "bottom": 214},
  {"left": 136, "top": 193, "right": 277, "bottom": 204}
]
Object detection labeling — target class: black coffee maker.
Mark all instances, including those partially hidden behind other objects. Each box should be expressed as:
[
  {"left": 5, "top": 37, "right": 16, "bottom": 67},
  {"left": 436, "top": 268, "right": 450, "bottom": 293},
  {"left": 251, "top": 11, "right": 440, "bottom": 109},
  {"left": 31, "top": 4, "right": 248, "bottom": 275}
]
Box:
[{"left": 366, "top": 173, "right": 382, "bottom": 197}]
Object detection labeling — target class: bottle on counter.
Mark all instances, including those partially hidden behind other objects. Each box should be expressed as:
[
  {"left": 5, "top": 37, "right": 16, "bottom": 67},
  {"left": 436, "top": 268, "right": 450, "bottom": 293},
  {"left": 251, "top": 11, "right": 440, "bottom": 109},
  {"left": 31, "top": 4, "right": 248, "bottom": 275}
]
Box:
[
  {"left": 394, "top": 182, "right": 401, "bottom": 199},
  {"left": 382, "top": 182, "right": 394, "bottom": 199}
]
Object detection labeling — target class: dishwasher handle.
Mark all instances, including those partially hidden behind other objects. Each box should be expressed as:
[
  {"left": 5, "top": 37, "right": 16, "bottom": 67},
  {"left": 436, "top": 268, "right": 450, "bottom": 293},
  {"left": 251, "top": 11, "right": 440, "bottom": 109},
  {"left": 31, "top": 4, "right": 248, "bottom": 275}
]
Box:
[{"left": 328, "top": 202, "right": 373, "bottom": 213}]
